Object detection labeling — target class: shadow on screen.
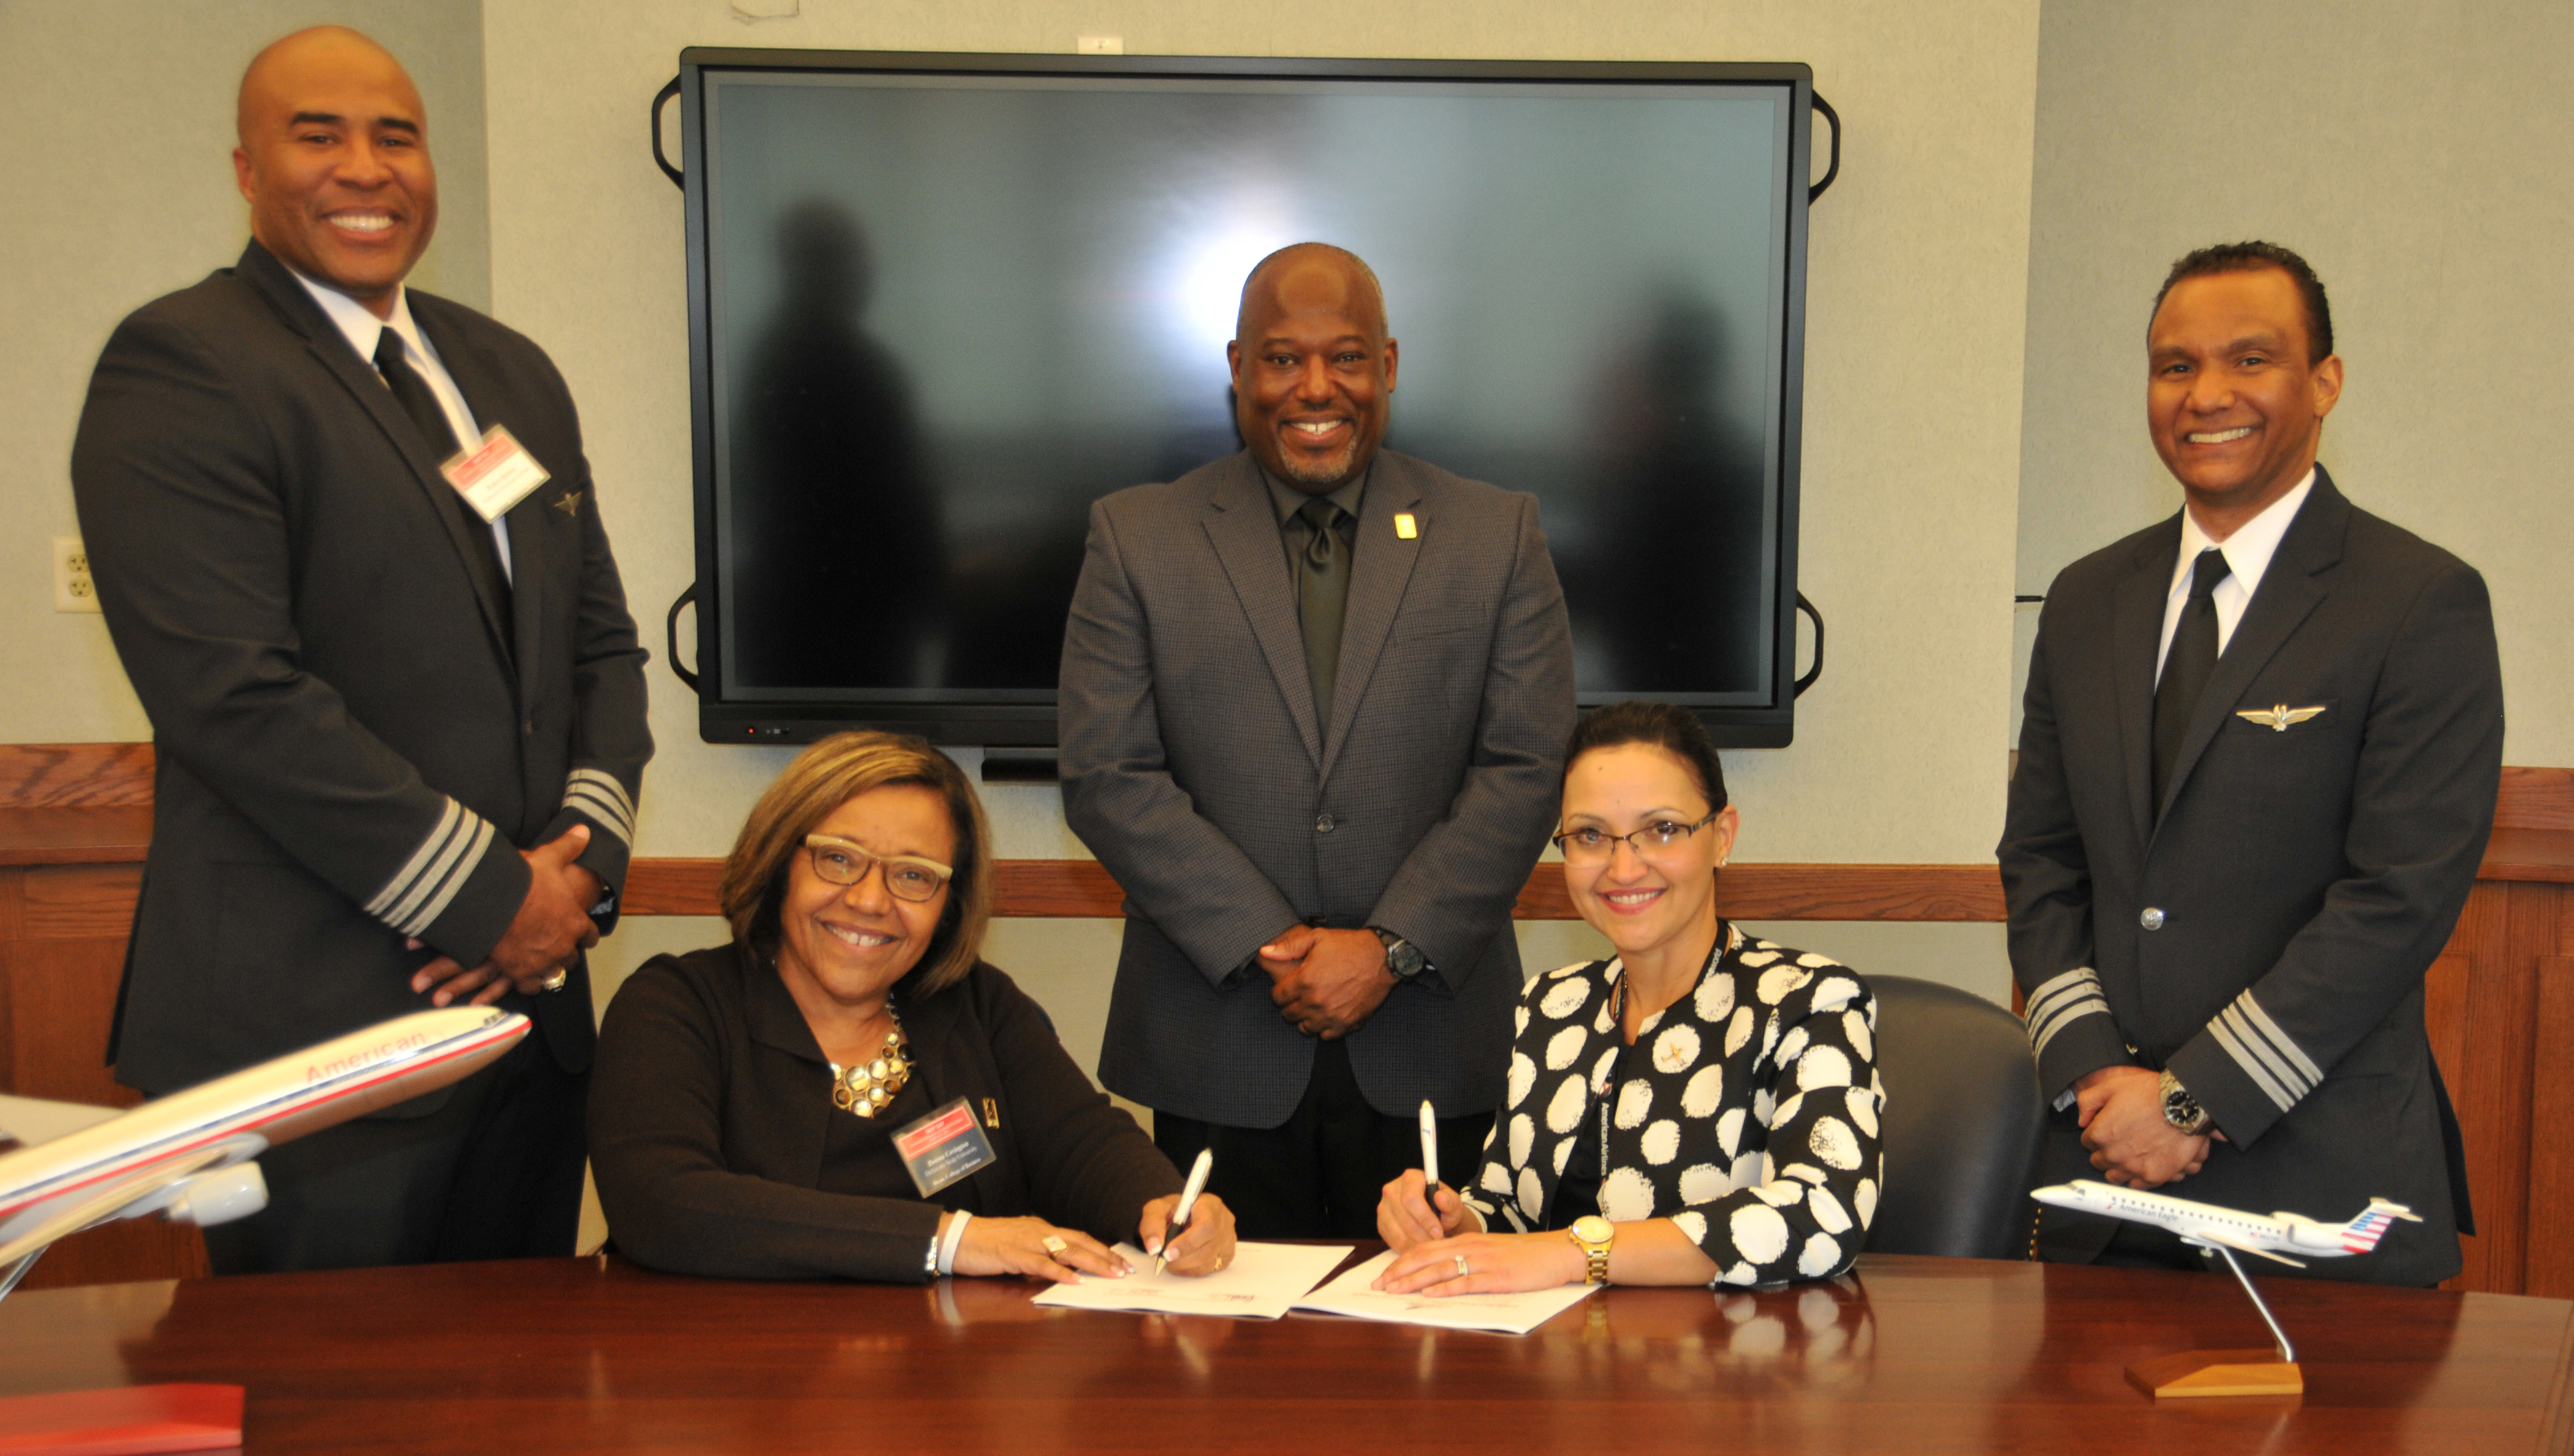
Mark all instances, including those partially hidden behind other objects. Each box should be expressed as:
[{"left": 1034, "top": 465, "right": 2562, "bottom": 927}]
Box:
[
  {"left": 726, "top": 200, "right": 945, "bottom": 689},
  {"left": 1565, "top": 291, "right": 1768, "bottom": 696}
]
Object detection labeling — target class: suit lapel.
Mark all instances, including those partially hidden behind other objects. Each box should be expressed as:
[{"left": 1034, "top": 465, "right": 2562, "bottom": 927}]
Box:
[
  {"left": 2112, "top": 518, "right": 2179, "bottom": 849},
  {"left": 1202, "top": 454, "right": 1324, "bottom": 766},
  {"left": 237, "top": 245, "right": 516, "bottom": 670},
  {"left": 2154, "top": 472, "right": 2348, "bottom": 827},
  {"left": 419, "top": 303, "right": 544, "bottom": 697},
  {"left": 1321, "top": 455, "right": 1427, "bottom": 781}
]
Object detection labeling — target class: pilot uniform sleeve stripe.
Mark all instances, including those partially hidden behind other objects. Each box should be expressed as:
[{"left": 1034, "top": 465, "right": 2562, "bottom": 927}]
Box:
[
  {"left": 2231, "top": 990, "right": 2325, "bottom": 1086},
  {"left": 2024, "top": 967, "right": 2111, "bottom": 1056},
  {"left": 562, "top": 772, "right": 636, "bottom": 847},
  {"left": 363, "top": 799, "right": 498, "bottom": 937},
  {"left": 2209, "top": 1010, "right": 2301, "bottom": 1112},
  {"left": 2217, "top": 1001, "right": 2315, "bottom": 1101}
]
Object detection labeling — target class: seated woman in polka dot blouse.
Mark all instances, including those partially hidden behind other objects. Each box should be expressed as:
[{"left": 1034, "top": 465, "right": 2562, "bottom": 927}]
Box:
[{"left": 1372, "top": 700, "right": 1883, "bottom": 1292}]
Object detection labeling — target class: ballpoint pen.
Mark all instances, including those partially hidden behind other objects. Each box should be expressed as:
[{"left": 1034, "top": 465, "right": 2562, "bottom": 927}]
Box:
[
  {"left": 1419, "top": 1099, "right": 1446, "bottom": 1223},
  {"left": 1155, "top": 1147, "right": 1214, "bottom": 1275}
]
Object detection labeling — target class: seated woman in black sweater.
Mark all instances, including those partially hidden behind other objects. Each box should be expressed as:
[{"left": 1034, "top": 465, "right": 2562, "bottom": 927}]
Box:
[
  {"left": 591, "top": 731, "right": 1234, "bottom": 1283},
  {"left": 1373, "top": 701, "right": 1881, "bottom": 1291}
]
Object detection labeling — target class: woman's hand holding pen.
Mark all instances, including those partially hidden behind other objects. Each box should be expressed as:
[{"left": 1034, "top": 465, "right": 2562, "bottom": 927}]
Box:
[
  {"left": 1376, "top": 1169, "right": 1475, "bottom": 1252},
  {"left": 1138, "top": 1192, "right": 1236, "bottom": 1276}
]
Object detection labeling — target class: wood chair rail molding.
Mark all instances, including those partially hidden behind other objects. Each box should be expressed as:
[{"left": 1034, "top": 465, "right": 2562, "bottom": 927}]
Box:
[{"left": 8, "top": 745, "right": 2567, "bottom": 914}]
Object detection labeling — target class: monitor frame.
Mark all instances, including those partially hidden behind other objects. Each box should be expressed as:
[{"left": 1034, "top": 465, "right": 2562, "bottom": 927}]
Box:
[{"left": 677, "top": 47, "right": 1817, "bottom": 748}]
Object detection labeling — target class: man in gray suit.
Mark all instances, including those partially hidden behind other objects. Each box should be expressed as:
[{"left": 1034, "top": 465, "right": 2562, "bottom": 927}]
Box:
[
  {"left": 1060, "top": 244, "right": 1575, "bottom": 1237},
  {"left": 2003, "top": 242, "right": 2500, "bottom": 1284}
]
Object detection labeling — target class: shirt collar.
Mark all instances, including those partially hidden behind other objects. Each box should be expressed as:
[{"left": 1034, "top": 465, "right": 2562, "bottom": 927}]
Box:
[
  {"left": 286, "top": 265, "right": 427, "bottom": 370},
  {"left": 1262, "top": 461, "right": 1369, "bottom": 527},
  {"left": 2171, "top": 467, "right": 2315, "bottom": 602}
]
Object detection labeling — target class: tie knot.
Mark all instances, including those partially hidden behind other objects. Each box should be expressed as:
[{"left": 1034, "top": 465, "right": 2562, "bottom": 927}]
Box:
[
  {"left": 1298, "top": 496, "right": 1344, "bottom": 534},
  {"left": 2188, "top": 547, "right": 2231, "bottom": 603},
  {"left": 373, "top": 328, "right": 406, "bottom": 372}
]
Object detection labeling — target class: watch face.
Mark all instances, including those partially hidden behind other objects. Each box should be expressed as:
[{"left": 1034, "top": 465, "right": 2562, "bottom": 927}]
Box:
[{"left": 1573, "top": 1215, "right": 1614, "bottom": 1244}]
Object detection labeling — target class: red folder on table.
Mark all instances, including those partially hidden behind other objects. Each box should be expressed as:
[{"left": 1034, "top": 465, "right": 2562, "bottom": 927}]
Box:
[{"left": 0, "top": 1384, "right": 242, "bottom": 1454}]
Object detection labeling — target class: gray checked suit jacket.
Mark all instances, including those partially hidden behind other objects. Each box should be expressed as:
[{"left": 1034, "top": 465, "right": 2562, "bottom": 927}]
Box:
[
  {"left": 2001, "top": 468, "right": 2501, "bottom": 1284},
  {"left": 72, "top": 241, "right": 653, "bottom": 1101},
  {"left": 1060, "top": 449, "right": 1576, "bottom": 1128}
]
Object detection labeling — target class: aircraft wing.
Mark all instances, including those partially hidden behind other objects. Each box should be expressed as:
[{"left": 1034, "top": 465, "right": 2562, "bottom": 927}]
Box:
[
  {"left": 2181, "top": 1230, "right": 2307, "bottom": 1268},
  {"left": 0, "top": 1095, "right": 123, "bottom": 1151}
]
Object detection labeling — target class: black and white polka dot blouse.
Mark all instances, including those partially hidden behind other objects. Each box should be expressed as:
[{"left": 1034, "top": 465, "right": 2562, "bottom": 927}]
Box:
[{"left": 1460, "top": 923, "right": 1884, "bottom": 1286}]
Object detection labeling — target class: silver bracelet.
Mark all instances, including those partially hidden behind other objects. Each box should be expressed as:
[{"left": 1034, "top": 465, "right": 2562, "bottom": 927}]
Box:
[
  {"left": 924, "top": 1231, "right": 940, "bottom": 1279},
  {"left": 936, "top": 1210, "right": 973, "bottom": 1276}
]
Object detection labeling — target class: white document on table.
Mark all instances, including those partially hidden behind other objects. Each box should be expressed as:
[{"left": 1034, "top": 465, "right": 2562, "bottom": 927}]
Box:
[
  {"left": 1289, "top": 1251, "right": 1600, "bottom": 1335},
  {"left": 1030, "top": 1241, "right": 1353, "bottom": 1321}
]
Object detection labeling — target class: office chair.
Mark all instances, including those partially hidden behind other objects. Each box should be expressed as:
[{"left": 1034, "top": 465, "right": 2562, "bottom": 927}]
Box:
[{"left": 1859, "top": 974, "right": 2045, "bottom": 1260}]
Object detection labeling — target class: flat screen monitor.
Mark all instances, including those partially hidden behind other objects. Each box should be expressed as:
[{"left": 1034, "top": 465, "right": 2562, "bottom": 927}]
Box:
[{"left": 678, "top": 50, "right": 1816, "bottom": 748}]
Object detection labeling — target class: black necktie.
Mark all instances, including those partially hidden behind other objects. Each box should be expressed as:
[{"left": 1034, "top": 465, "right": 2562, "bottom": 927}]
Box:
[
  {"left": 1296, "top": 496, "right": 1351, "bottom": 728},
  {"left": 374, "top": 330, "right": 512, "bottom": 630},
  {"left": 2152, "top": 547, "right": 2231, "bottom": 810}
]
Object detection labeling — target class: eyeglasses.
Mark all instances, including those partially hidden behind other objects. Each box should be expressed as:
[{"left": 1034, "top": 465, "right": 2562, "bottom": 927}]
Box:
[
  {"left": 802, "top": 835, "right": 954, "bottom": 903},
  {"left": 1550, "top": 813, "right": 1720, "bottom": 865}
]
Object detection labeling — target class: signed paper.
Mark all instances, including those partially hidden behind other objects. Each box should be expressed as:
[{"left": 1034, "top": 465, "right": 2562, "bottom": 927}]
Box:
[
  {"left": 1290, "top": 1251, "right": 1599, "bottom": 1335},
  {"left": 1030, "top": 1242, "right": 1353, "bottom": 1321}
]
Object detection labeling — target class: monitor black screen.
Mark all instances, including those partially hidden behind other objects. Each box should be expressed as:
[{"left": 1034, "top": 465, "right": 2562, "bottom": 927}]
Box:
[{"left": 681, "top": 51, "right": 1813, "bottom": 746}]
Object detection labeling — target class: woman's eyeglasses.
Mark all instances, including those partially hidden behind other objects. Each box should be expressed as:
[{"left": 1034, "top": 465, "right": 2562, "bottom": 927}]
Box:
[
  {"left": 802, "top": 835, "right": 954, "bottom": 903},
  {"left": 1549, "top": 813, "right": 1720, "bottom": 865}
]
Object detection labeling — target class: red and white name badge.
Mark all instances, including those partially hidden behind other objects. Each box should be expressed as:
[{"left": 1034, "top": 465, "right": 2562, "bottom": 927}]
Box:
[
  {"left": 892, "top": 1097, "right": 998, "bottom": 1197},
  {"left": 440, "top": 425, "right": 551, "bottom": 523}
]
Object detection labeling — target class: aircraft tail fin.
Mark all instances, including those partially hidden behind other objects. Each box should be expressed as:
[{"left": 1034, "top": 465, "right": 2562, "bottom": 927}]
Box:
[{"left": 2339, "top": 1200, "right": 2419, "bottom": 1254}]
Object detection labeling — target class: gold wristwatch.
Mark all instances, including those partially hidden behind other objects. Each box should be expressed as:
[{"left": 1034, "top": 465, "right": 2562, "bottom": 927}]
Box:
[{"left": 1569, "top": 1215, "right": 1615, "bottom": 1285}]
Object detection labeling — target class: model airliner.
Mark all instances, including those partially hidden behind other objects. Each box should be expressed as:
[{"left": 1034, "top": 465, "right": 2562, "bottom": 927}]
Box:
[
  {"left": 2033, "top": 1178, "right": 2417, "bottom": 1267},
  {"left": 0, "top": 1007, "right": 527, "bottom": 1299}
]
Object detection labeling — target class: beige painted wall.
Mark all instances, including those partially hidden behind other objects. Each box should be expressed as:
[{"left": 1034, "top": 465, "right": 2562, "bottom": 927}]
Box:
[
  {"left": 2016, "top": 0, "right": 2573, "bottom": 765},
  {"left": 0, "top": 0, "right": 491, "bottom": 745}
]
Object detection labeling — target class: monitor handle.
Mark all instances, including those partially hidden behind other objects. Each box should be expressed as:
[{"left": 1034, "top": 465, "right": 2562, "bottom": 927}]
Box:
[
  {"left": 1809, "top": 92, "right": 1841, "bottom": 203},
  {"left": 653, "top": 76, "right": 683, "bottom": 190}
]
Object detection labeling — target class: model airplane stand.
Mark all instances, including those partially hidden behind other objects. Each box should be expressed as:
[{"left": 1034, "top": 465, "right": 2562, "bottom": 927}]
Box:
[{"left": 2125, "top": 1245, "right": 2303, "bottom": 1399}]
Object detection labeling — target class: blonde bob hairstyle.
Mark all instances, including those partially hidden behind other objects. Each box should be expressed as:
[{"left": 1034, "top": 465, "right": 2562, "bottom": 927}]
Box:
[{"left": 719, "top": 731, "right": 994, "bottom": 997}]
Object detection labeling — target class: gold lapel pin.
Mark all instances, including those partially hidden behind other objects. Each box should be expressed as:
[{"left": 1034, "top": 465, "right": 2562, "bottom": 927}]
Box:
[
  {"left": 2236, "top": 704, "right": 2326, "bottom": 732},
  {"left": 1394, "top": 512, "right": 1418, "bottom": 540}
]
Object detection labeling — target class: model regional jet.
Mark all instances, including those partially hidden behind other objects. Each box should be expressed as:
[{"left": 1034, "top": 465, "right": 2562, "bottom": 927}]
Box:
[{"left": 2032, "top": 1178, "right": 2419, "bottom": 1268}]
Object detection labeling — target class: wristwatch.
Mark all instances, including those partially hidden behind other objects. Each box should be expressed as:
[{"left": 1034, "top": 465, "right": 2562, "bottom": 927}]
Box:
[
  {"left": 1568, "top": 1215, "right": 1615, "bottom": 1285},
  {"left": 1372, "top": 927, "right": 1429, "bottom": 982},
  {"left": 2159, "top": 1068, "right": 2213, "bottom": 1136}
]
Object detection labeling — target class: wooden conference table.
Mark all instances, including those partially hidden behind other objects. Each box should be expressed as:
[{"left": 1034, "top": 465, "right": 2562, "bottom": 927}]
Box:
[{"left": 1, "top": 1251, "right": 2567, "bottom": 1454}]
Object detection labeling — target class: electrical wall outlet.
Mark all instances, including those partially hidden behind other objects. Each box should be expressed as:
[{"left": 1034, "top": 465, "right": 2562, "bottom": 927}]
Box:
[
  {"left": 1076, "top": 34, "right": 1124, "bottom": 55},
  {"left": 55, "top": 537, "right": 101, "bottom": 613}
]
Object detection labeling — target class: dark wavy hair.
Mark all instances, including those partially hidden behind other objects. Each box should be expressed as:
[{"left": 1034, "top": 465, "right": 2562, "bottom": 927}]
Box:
[
  {"left": 1561, "top": 700, "right": 1728, "bottom": 813},
  {"left": 2151, "top": 240, "right": 2334, "bottom": 365}
]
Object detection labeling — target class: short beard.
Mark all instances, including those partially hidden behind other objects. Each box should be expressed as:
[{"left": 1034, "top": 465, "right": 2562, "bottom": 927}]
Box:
[{"left": 1270, "top": 434, "right": 1362, "bottom": 489}]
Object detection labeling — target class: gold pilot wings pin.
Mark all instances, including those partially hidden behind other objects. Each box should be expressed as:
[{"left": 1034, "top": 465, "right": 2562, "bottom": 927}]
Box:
[{"left": 2238, "top": 704, "right": 2328, "bottom": 732}]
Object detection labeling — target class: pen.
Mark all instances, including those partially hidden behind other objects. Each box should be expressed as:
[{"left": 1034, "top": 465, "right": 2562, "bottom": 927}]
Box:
[
  {"left": 1419, "top": 1099, "right": 1445, "bottom": 1219},
  {"left": 1156, "top": 1147, "right": 1213, "bottom": 1275}
]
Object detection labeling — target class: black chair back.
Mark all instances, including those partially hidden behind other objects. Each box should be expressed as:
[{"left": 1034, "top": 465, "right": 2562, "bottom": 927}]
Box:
[{"left": 1860, "top": 974, "right": 2044, "bottom": 1260}]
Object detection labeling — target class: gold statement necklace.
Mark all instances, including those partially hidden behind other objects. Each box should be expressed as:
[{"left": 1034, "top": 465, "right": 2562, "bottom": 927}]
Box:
[{"left": 829, "top": 998, "right": 912, "bottom": 1117}]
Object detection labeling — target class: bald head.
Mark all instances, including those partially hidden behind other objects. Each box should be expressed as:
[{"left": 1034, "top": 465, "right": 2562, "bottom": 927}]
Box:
[
  {"left": 238, "top": 27, "right": 416, "bottom": 145},
  {"left": 1234, "top": 243, "right": 1388, "bottom": 344},
  {"left": 233, "top": 26, "right": 436, "bottom": 317},
  {"left": 1227, "top": 243, "right": 1399, "bottom": 491}
]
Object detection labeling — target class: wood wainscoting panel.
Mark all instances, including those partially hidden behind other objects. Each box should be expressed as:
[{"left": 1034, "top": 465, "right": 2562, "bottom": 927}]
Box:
[{"left": 2526, "top": 955, "right": 2574, "bottom": 1299}]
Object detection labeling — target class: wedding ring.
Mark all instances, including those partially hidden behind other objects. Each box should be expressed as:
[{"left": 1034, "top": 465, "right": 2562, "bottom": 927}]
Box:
[
  {"left": 539, "top": 968, "right": 569, "bottom": 993},
  {"left": 1042, "top": 1236, "right": 1069, "bottom": 1256},
  {"left": 1454, "top": 1255, "right": 1470, "bottom": 1278}
]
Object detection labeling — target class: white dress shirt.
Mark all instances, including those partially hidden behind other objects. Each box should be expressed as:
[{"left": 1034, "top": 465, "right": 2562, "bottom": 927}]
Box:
[
  {"left": 2153, "top": 469, "right": 2312, "bottom": 684},
  {"left": 289, "top": 269, "right": 513, "bottom": 582}
]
